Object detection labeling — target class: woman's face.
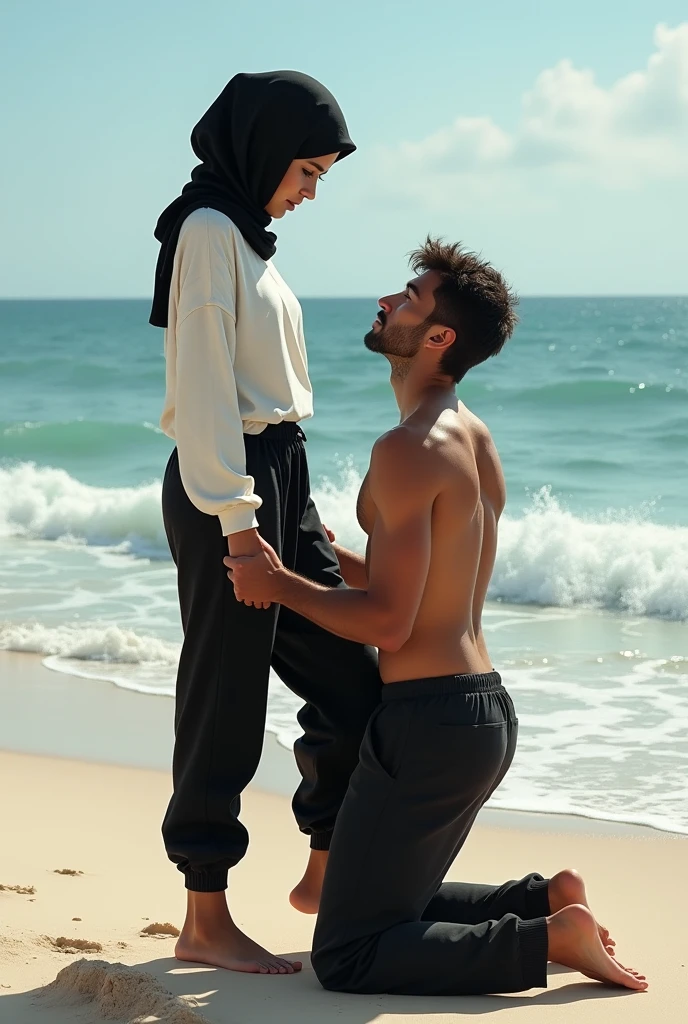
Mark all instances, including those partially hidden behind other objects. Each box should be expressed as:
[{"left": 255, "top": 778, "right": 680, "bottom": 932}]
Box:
[{"left": 265, "top": 152, "right": 340, "bottom": 218}]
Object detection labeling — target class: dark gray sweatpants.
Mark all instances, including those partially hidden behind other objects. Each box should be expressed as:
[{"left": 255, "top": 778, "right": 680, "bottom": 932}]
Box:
[{"left": 311, "top": 672, "right": 550, "bottom": 995}]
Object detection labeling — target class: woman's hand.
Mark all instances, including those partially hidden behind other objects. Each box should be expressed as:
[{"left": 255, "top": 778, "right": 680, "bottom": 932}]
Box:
[
  {"left": 226, "top": 529, "right": 271, "bottom": 608},
  {"left": 323, "top": 524, "right": 336, "bottom": 544}
]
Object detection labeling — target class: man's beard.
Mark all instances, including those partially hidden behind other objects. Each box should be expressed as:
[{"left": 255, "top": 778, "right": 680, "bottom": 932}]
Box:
[{"left": 364, "top": 317, "right": 428, "bottom": 360}]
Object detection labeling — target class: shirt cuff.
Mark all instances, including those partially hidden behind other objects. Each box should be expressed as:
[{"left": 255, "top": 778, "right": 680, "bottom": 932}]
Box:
[{"left": 219, "top": 504, "right": 261, "bottom": 537}]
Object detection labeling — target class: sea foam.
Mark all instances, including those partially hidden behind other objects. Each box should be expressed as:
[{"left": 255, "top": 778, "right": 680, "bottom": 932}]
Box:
[
  {"left": 0, "top": 621, "right": 179, "bottom": 665},
  {"left": 1, "top": 462, "right": 687, "bottom": 620},
  {"left": 0, "top": 462, "right": 167, "bottom": 557}
]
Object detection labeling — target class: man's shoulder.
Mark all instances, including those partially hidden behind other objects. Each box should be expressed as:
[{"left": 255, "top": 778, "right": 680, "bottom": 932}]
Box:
[
  {"left": 370, "top": 426, "right": 444, "bottom": 502},
  {"left": 459, "top": 404, "right": 496, "bottom": 451},
  {"left": 371, "top": 424, "right": 428, "bottom": 468}
]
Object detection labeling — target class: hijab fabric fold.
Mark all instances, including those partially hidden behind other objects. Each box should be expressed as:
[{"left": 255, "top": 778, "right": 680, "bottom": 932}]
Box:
[{"left": 150, "top": 70, "right": 356, "bottom": 327}]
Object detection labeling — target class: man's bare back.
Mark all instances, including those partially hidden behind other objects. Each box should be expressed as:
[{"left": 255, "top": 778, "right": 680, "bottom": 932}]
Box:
[{"left": 356, "top": 395, "right": 504, "bottom": 683}]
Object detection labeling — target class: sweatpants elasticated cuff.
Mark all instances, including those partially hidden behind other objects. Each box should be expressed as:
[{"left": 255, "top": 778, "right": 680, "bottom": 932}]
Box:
[
  {"left": 310, "top": 830, "right": 334, "bottom": 851},
  {"left": 517, "top": 917, "right": 549, "bottom": 989},
  {"left": 526, "top": 875, "right": 552, "bottom": 918},
  {"left": 184, "top": 869, "right": 228, "bottom": 892}
]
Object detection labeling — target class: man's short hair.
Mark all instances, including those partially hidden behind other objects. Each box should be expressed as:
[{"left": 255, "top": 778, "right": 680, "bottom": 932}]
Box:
[{"left": 410, "top": 237, "right": 518, "bottom": 381}]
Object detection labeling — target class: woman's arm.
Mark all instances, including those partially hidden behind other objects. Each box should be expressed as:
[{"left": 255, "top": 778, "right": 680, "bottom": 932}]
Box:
[
  {"left": 175, "top": 302, "right": 262, "bottom": 538},
  {"left": 172, "top": 212, "right": 264, "bottom": 544}
]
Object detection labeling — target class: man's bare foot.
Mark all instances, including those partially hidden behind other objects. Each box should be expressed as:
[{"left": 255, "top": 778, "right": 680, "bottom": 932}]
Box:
[
  {"left": 549, "top": 868, "right": 615, "bottom": 952},
  {"left": 289, "top": 850, "right": 328, "bottom": 915},
  {"left": 548, "top": 904, "right": 647, "bottom": 991},
  {"left": 175, "top": 892, "right": 302, "bottom": 975}
]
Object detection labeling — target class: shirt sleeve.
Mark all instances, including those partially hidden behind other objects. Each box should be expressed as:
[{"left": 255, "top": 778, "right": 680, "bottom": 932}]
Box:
[{"left": 174, "top": 302, "right": 262, "bottom": 536}]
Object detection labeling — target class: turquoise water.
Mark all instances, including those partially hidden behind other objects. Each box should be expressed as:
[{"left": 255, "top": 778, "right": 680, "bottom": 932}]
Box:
[
  {"left": 1, "top": 297, "right": 687, "bottom": 832},
  {"left": 2, "top": 297, "right": 687, "bottom": 518}
]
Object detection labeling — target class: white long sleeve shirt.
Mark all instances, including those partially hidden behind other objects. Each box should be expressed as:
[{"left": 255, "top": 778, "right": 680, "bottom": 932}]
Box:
[{"left": 160, "top": 208, "right": 313, "bottom": 535}]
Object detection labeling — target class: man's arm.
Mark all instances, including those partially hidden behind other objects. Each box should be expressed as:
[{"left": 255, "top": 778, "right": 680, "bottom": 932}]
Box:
[
  {"left": 332, "top": 543, "right": 368, "bottom": 590},
  {"left": 226, "top": 430, "right": 437, "bottom": 651},
  {"left": 320, "top": 524, "right": 368, "bottom": 589}
]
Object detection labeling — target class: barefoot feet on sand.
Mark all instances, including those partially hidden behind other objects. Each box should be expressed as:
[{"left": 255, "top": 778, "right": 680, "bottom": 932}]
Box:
[
  {"left": 289, "top": 849, "right": 328, "bottom": 915},
  {"left": 548, "top": 904, "right": 647, "bottom": 991},
  {"left": 175, "top": 892, "right": 301, "bottom": 975},
  {"left": 548, "top": 868, "right": 615, "bottom": 952}
]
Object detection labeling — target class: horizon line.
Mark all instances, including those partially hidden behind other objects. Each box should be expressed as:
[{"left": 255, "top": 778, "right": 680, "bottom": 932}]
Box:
[{"left": 1, "top": 293, "right": 687, "bottom": 302}]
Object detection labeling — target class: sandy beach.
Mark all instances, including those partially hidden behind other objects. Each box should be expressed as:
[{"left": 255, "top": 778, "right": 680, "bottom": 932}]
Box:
[{"left": 1, "top": 651, "right": 686, "bottom": 1022}]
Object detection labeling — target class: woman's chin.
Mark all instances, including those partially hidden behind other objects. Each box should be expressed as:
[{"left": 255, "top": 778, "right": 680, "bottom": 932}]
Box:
[{"left": 265, "top": 206, "right": 287, "bottom": 220}]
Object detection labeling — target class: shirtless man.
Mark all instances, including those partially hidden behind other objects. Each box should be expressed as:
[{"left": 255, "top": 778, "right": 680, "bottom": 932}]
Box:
[{"left": 225, "top": 238, "right": 647, "bottom": 996}]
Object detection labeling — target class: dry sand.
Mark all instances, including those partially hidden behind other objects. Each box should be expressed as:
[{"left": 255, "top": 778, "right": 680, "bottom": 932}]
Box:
[
  {"left": 1, "top": 745, "right": 686, "bottom": 1024},
  {"left": 1, "top": 651, "right": 686, "bottom": 1021}
]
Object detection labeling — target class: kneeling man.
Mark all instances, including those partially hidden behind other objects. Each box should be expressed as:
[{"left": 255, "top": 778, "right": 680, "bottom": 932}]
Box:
[{"left": 226, "top": 238, "right": 646, "bottom": 996}]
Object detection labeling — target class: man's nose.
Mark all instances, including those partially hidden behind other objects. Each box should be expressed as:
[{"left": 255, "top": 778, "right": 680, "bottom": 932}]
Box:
[{"left": 378, "top": 296, "right": 393, "bottom": 313}]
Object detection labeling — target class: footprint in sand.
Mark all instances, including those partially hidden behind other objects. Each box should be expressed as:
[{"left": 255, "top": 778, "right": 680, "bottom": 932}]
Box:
[
  {"left": 50, "top": 937, "right": 103, "bottom": 954},
  {"left": 0, "top": 884, "right": 36, "bottom": 895},
  {"left": 140, "top": 922, "right": 180, "bottom": 938},
  {"left": 53, "top": 869, "right": 84, "bottom": 877}
]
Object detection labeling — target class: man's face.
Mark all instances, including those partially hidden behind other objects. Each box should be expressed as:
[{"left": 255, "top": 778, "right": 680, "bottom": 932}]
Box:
[{"left": 364, "top": 270, "right": 443, "bottom": 358}]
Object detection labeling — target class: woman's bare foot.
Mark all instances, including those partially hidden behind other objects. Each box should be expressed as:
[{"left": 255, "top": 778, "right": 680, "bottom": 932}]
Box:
[
  {"left": 289, "top": 850, "right": 328, "bottom": 915},
  {"left": 548, "top": 868, "right": 615, "bottom": 952},
  {"left": 548, "top": 904, "right": 647, "bottom": 991},
  {"left": 175, "top": 892, "right": 302, "bottom": 975}
]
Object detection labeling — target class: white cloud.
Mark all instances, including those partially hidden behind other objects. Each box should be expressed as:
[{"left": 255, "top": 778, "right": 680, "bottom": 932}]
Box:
[{"left": 379, "top": 23, "right": 688, "bottom": 202}]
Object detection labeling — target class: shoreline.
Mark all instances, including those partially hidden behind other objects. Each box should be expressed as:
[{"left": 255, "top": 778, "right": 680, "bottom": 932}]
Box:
[{"left": 1, "top": 650, "right": 684, "bottom": 839}]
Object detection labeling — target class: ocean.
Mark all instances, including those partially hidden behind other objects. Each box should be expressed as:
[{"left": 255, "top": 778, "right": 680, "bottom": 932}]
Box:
[{"left": 1, "top": 296, "right": 687, "bottom": 834}]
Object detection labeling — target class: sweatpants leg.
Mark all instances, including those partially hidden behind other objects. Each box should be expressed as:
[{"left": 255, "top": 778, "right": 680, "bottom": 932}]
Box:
[
  {"left": 422, "top": 875, "right": 551, "bottom": 925},
  {"left": 161, "top": 446, "right": 281, "bottom": 891},
  {"left": 311, "top": 674, "right": 549, "bottom": 995},
  {"left": 272, "top": 494, "right": 381, "bottom": 849},
  {"left": 162, "top": 427, "right": 380, "bottom": 890}
]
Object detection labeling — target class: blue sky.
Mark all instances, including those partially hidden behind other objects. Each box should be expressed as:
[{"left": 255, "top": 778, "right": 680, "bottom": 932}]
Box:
[{"left": 2, "top": 0, "right": 687, "bottom": 297}]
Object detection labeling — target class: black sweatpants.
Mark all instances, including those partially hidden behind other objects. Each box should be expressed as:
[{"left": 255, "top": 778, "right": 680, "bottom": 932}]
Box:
[
  {"left": 161, "top": 423, "right": 381, "bottom": 892},
  {"left": 312, "top": 672, "right": 550, "bottom": 995}
]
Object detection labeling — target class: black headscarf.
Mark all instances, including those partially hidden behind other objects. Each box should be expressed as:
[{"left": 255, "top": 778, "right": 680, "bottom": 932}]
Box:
[{"left": 149, "top": 70, "right": 356, "bottom": 327}]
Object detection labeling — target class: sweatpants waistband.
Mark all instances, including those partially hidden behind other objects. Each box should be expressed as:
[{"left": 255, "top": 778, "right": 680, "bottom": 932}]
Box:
[
  {"left": 244, "top": 421, "right": 306, "bottom": 444},
  {"left": 381, "top": 671, "right": 503, "bottom": 700}
]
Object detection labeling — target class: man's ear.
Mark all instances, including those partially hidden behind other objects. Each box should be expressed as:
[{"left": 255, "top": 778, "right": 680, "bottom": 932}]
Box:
[{"left": 424, "top": 326, "right": 456, "bottom": 352}]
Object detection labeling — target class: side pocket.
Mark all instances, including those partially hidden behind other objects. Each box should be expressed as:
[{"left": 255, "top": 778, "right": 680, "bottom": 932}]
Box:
[
  {"left": 361, "top": 704, "right": 410, "bottom": 783},
  {"left": 435, "top": 720, "right": 508, "bottom": 729},
  {"left": 503, "top": 690, "right": 519, "bottom": 727}
]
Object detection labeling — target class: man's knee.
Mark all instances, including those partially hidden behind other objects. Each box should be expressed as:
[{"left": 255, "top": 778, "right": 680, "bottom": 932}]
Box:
[{"left": 311, "top": 946, "right": 359, "bottom": 993}]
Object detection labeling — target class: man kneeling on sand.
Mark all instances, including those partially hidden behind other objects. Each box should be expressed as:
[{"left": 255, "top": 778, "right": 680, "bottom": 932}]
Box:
[{"left": 225, "top": 238, "right": 647, "bottom": 996}]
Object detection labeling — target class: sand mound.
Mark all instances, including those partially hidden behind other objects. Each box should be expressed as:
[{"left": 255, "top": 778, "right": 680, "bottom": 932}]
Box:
[
  {"left": 54, "top": 868, "right": 83, "bottom": 876},
  {"left": 50, "top": 936, "right": 103, "bottom": 953},
  {"left": 141, "top": 921, "right": 180, "bottom": 937},
  {"left": 38, "top": 959, "right": 211, "bottom": 1023},
  {"left": 0, "top": 883, "right": 36, "bottom": 894}
]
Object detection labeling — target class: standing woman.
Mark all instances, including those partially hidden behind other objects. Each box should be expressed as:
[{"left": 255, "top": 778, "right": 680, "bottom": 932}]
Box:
[{"left": 151, "top": 72, "right": 380, "bottom": 975}]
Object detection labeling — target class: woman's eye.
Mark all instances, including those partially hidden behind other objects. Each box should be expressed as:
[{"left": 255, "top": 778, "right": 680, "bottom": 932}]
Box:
[{"left": 303, "top": 169, "right": 314, "bottom": 179}]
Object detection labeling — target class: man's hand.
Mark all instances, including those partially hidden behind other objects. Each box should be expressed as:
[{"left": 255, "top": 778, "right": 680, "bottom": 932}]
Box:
[
  {"left": 224, "top": 536, "right": 286, "bottom": 607},
  {"left": 226, "top": 528, "right": 271, "bottom": 609}
]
